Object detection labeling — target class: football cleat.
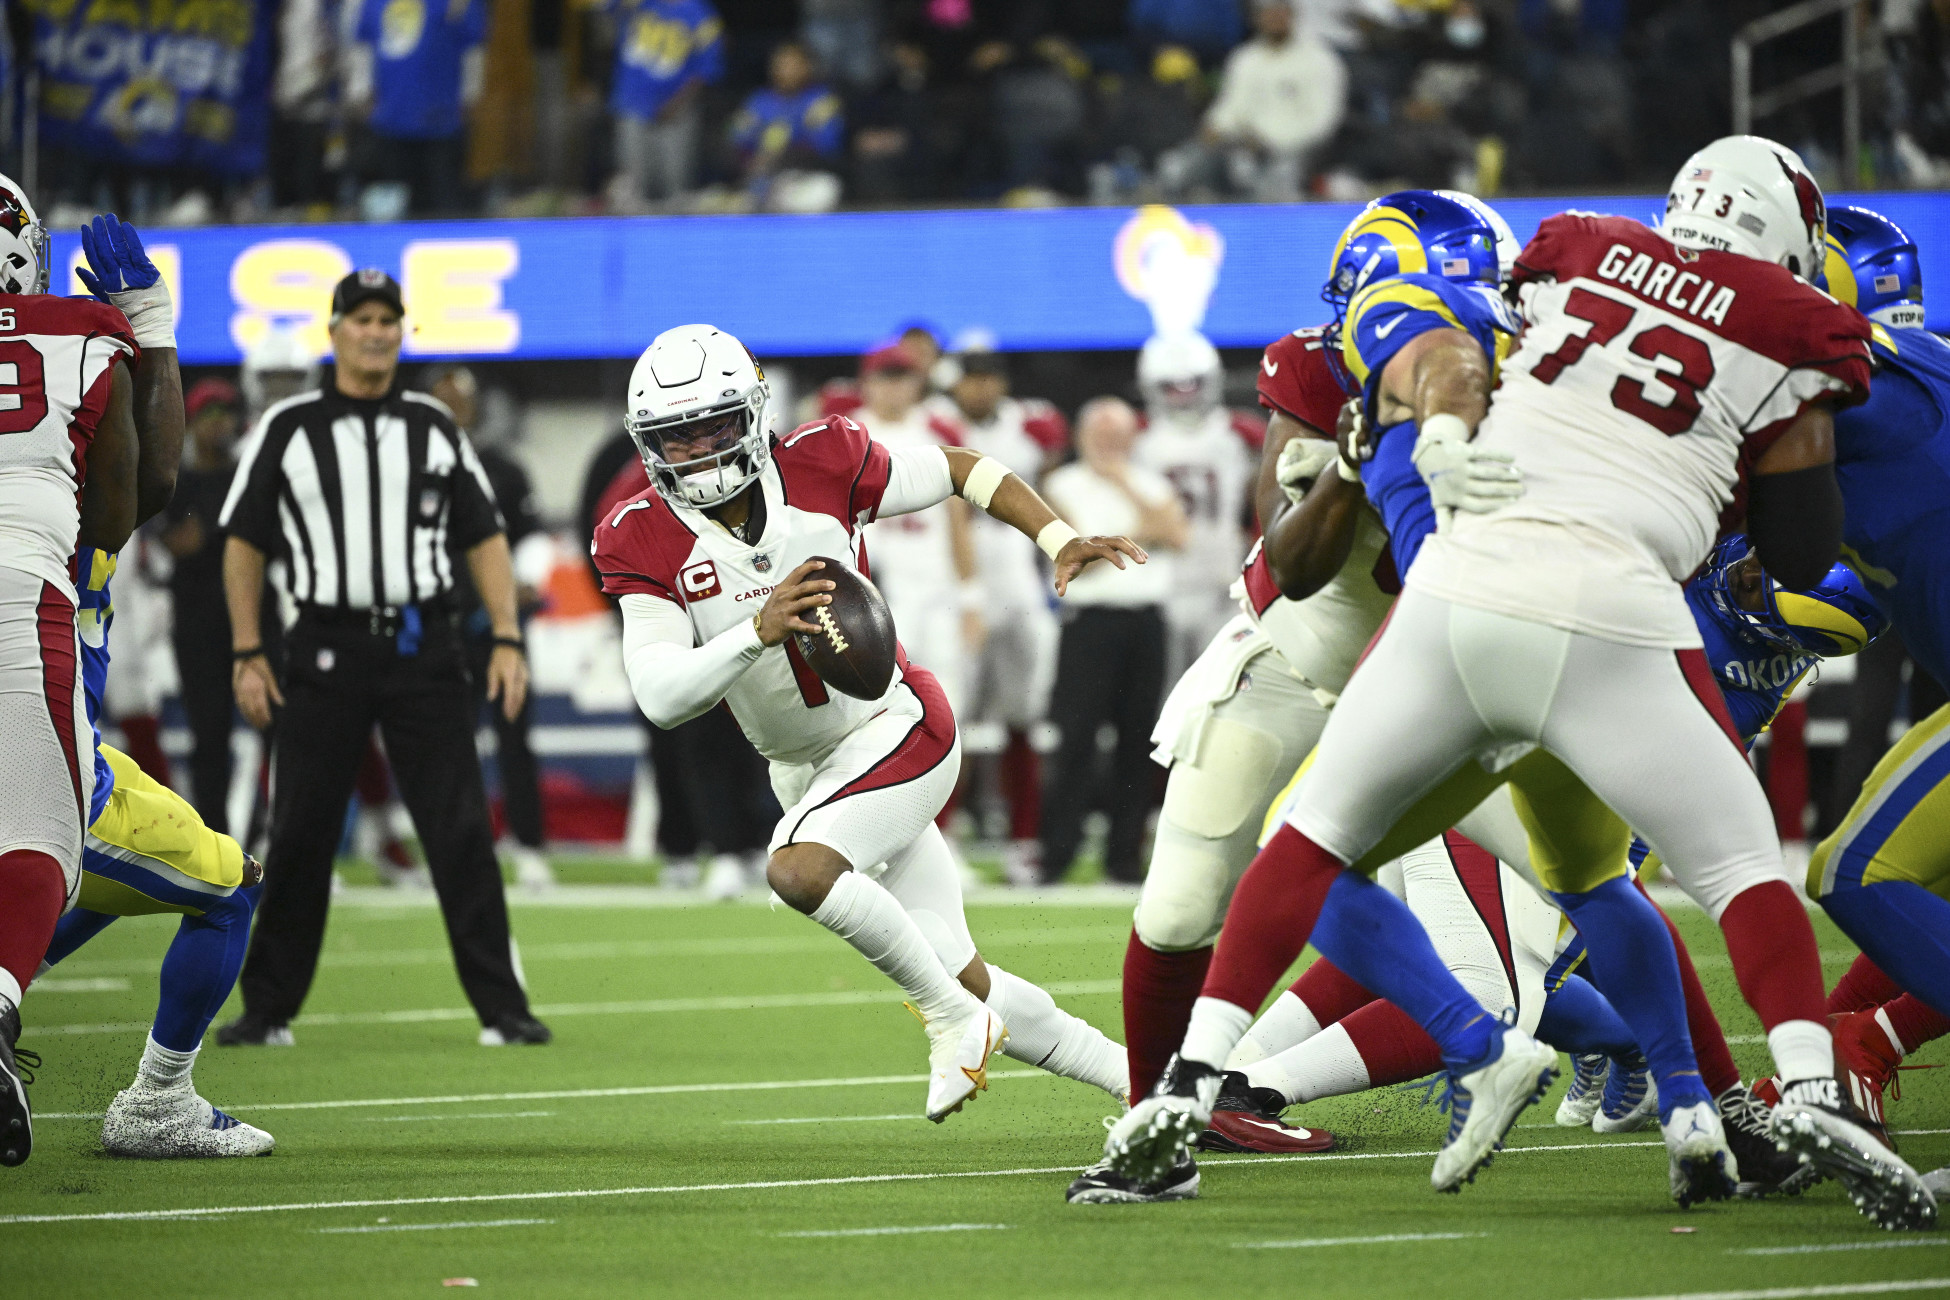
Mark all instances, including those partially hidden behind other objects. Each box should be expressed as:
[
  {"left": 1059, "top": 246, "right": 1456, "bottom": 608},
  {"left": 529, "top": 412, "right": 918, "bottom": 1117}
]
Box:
[
  {"left": 1831, "top": 1009, "right": 1902, "bottom": 1133},
  {"left": 910, "top": 999, "right": 1007, "bottom": 1122},
  {"left": 101, "top": 1085, "right": 275, "bottom": 1158},
  {"left": 1772, "top": 1077, "right": 1937, "bottom": 1230},
  {"left": 1592, "top": 1053, "right": 1657, "bottom": 1133},
  {"left": 1103, "top": 1055, "right": 1223, "bottom": 1187},
  {"left": 1198, "top": 1072, "right": 1336, "bottom": 1154},
  {"left": 1066, "top": 1152, "right": 1200, "bottom": 1204},
  {"left": 0, "top": 1004, "right": 36, "bottom": 1168},
  {"left": 1662, "top": 1100, "right": 1739, "bottom": 1208},
  {"left": 214, "top": 1015, "right": 294, "bottom": 1047},
  {"left": 1923, "top": 1167, "right": 1950, "bottom": 1198},
  {"left": 1718, "top": 1082, "right": 1819, "bottom": 1197},
  {"left": 479, "top": 1013, "right": 553, "bottom": 1046},
  {"left": 1429, "top": 1021, "right": 1557, "bottom": 1194},
  {"left": 1555, "top": 1054, "right": 1608, "bottom": 1128}
]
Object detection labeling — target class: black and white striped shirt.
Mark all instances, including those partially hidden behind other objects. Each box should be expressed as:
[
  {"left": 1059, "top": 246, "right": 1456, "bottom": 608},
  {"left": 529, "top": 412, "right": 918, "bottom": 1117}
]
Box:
[{"left": 219, "top": 385, "right": 505, "bottom": 610}]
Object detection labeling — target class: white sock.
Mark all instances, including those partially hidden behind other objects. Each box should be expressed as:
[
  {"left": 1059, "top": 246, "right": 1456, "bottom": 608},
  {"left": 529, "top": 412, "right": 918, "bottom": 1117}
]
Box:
[
  {"left": 136, "top": 1036, "right": 197, "bottom": 1091},
  {"left": 985, "top": 965, "right": 1128, "bottom": 1099},
  {"left": 1244, "top": 1022, "right": 1372, "bottom": 1104},
  {"left": 1226, "top": 991, "right": 1323, "bottom": 1071},
  {"left": 1874, "top": 1007, "right": 1910, "bottom": 1057},
  {"left": 0, "top": 968, "right": 20, "bottom": 1017},
  {"left": 1182, "top": 996, "right": 1256, "bottom": 1072},
  {"left": 810, "top": 872, "right": 971, "bottom": 1024},
  {"left": 1769, "top": 1018, "right": 1835, "bottom": 1084}
]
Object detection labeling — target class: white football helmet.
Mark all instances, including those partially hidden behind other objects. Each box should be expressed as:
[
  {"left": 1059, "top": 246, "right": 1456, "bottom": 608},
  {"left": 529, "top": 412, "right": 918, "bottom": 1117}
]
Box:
[
  {"left": 627, "top": 323, "right": 772, "bottom": 510},
  {"left": 1439, "top": 189, "right": 1518, "bottom": 284},
  {"left": 241, "top": 323, "right": 318, "bottom": 416},
  {"left": 1138, "top": 330, "right": 1222, "bottom": 426},
  {"left": 0, "top": 173, "right": 49, "bottom": 295},
  {"left": 1662, "top": 135, "right": 1827, "bottom": 280}
]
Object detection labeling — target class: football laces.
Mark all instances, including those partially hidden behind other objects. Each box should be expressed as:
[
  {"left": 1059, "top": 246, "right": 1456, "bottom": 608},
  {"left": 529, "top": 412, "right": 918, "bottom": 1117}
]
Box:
[{"left": 813, "top": 604, "right": 850, "bottom": 653}]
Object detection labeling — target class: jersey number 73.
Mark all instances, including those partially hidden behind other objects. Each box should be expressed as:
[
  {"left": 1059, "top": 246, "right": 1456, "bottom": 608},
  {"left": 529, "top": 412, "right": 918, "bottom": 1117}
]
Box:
[{"left": 1528, "top": 287, "right": 1716, "bottom": 436}]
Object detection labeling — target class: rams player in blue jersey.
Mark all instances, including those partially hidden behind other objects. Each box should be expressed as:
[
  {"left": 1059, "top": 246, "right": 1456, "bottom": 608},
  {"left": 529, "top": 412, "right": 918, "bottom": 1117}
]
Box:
[{"left": 1804, "top": 206, "right": 1950, "bottom": 1037}]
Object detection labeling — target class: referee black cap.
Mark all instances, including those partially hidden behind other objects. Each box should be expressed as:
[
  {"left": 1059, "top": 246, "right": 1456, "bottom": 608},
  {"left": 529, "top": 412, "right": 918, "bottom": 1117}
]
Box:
[{"left": 331, "top": 267, "right": 404, "bottom": 321}]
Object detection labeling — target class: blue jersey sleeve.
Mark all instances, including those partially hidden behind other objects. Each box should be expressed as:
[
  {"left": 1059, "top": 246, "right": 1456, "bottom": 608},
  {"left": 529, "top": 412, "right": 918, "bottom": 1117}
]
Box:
[
  {"left": 803, "top": 91, "right": 844, "bottom": 156},
  {"left": 1361, "top": 420, "right": 1438, "bottom": 578},
  {"left": 1340, "top": 275, "right": 1515, "bottom": 422},
  {"left": 690, "top": 4, "right": 725, "bottom": 82}
]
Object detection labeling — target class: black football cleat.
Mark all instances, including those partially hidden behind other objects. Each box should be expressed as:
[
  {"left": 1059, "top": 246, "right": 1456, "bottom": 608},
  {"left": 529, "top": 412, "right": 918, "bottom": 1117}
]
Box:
[
  {"left": 1717, "top": 1083, "right": 1818, "bottom": 1197},
  {"left": 214, "top": 1014, "right": 295, "bottom": 1047},
  {"left": 0, "top": 1003, "right": 38, "bottom": 1168},
  {"left": 1772, "top": 1076, "right": 1937, "bottom": 1231},
  {"left": 479, "top": 1013, "right": 552, "bottom": 1046},
  {"left": 1066, "top": 1153, "right": 1200, "bottom": 1204}
]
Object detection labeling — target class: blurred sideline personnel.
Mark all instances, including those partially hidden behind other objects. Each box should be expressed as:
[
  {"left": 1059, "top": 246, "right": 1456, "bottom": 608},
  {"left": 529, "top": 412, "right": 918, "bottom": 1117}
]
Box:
[
  {"left": 0, "top": 193, "right": 171, "bottom": 1169},
  {"left": 924, "top": 342, "right": 1068, "bottom": 881},
  {"left": 594, "top": 324, "right": 1137, "bottom": 1119},
  {"left": 852, "top": 341, "right": 982, "bottom": 719},
  {"left": 41, "top": 216, "right": 272, "bottom": 1159},
  {"left": 425, "top": 364, "right": 555, "bottom": 891},
  {"left": 217, "top": 269, "right": 549, "bottom": 1048},
  {"left": 1134, "top": 329, "right": 1262, "bottom": 681},
  {"left": 816, "top": 322, "right": 944, "bottom": 421},
  {"left": 1039, "top": 397, "right": 1187, "bottom": 885}
]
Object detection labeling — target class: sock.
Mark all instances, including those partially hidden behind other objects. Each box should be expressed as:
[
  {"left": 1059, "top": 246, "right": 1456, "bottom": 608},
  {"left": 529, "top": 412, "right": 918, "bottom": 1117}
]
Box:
[
  {"left": 1307, "top": 868, "right": 1495, "bottom": 1071},
  {"left": 135, "top": 1035, "right": 198, "bottom": 1091},
  {"left": 1182, "top": 996, "right": 1256, "bottom": 1071},
  {"left": 985, "top": 964, "right": 1128, "bottom": 1099},
  {"left": 1290, "top": 958, "right": 1376, "bottom": 1027},
  {"left": 1829, "top": 952, "right": 1906, "bottom": 1015},
  {"left": 1121, "top": 933, "right": 1211, "bottom": 1099},
  {"left": 1719, "top": 880, "right": 1829, "bottom": 1032},
  {"left": 1821, "top": 881, "right": 1950, "bottom": 1024},
  {"left": 1246, "top": 1021, "right": 1374, "bottom": 1103},
  {"left": 1883, "top": 994, "right": 1950, "bottom": 1056},
  {"left": 1227, "top": 990, "right": 1324, "bottom": 1070},
  {"left": 1002, "top": 729, "right": 1042, "bottom": 842},
  {"left": 1338, "top": 999, "right": 1444, "bottom": 1086},
  {"left": 1553, "top": 877, "right": 1709, "bottom": 1114},
  {"left": 1636, "top": 880, "right": 1742, "bottom": 1096},
  {"left": 152, "top": 885, "right": 258, "bottom": 1052},
  {"left": 1200, "top": 826, "right": 1342, "bottom": 1018},
  {"left": 1535, "top": 974, "right": 1637, "bottom": 1057},
  {"left": 1768, "top": 1019, "right": 1835, "bottom": 1085},
  {"left": 810, "top": 872, "right": 971, "bottom": 1025},
  {"left": 0, "top": 850, "right": 66, "bottom": 1007}
]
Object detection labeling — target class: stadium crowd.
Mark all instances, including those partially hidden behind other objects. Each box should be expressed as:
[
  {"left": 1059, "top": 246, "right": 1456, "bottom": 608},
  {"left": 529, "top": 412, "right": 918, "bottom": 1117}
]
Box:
[{"left": 4, "top": 0, "right": 1948, "bottom": 225}]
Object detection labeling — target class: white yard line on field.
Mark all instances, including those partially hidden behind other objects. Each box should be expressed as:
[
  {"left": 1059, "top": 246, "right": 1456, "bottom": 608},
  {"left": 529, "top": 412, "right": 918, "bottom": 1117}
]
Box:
[
  {"left": 315, "top": 1219, "right": 555, "bottom": 1234},
  {"left": 774, "top": 1223, "right": 1010, "bottom": 1238},
  {"left": 1732, "top": 1242, "right": 1950, "bottom": 1257},
  {"left": 30, "top": 981, "right": 1124, "bottom": 1039},
  {"left": 1235, "top": 1232, "right": 1489, "bottom": 1249},
  {"left": 1587, "top": 1282, "right": 1950, "bottom": 1300},
  {"left": 725, "top": 1114, "right": 921, "bottom": 1126},
  {"left": 0, "top": 1140, "right": 1663, "bottom": 1226},
  {"left": 359, "top": 1111, "right": 557, "bottom": 1123}
]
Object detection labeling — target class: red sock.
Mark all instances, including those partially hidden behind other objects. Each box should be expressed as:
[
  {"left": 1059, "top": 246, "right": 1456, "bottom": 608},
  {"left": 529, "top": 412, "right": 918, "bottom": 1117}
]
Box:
[
  {"left": 1635, "top": 879, "right": 1741, "bottom": 1095},
  {"left": 1122, "top": 933, "right": 1212, "bottom": 1099},
  {"left": 1828, "top": 953, "right": 1906, "bottom": 1015},
  {"left": 0, "top": 850, "right": 66, "bottom": 999},
  {"left": 1884, "top": 994, "right": 1950, "bottom": 1055},
  {"left": 1718, "top": 880, "right": 1828, "bottom": 1032},
  {"left": 1002, "top": 730, "right": 1042, "bottom": 842},
  {"left": 1201, "top": 825, "right": 1343, "bottom": 1011},
  {"left": 1289, "top": 958, "right": 1374, "bottom": 1028},
  {"left": 1339, "top": 999, "right": 1444, "bottom": 1086},
  {"left": 116, "top": 713, "right": 172, "bottom": 787}
]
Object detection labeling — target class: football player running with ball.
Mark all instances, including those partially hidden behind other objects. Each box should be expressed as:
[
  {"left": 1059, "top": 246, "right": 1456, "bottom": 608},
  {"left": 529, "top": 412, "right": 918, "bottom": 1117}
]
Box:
[{"left": 594, "top": 325, "right": 1141, "bottom": 1122}]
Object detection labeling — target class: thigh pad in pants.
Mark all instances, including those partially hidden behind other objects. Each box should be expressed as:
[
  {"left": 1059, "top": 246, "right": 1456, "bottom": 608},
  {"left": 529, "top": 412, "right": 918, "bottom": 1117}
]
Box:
[{"left": 80, "top": 744, "right": 246, "bottom": 917}]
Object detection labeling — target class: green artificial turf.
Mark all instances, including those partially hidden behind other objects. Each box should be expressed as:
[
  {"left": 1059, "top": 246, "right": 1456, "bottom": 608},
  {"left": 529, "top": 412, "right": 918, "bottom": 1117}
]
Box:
[{"left": 6, "top": 889, "right": 1946, "bottom": 1299}]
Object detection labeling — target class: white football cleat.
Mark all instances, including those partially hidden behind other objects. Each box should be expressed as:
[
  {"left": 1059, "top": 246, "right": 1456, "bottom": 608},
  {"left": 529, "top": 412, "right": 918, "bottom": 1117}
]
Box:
[
  {"left": 1772, "top": 1080, "right": 1937, "bottom": 1231},
  {"left": 1103, "top": 1056, "right": 1222, "bottom": 1188},
  {"left": 1430, "top": 1023, "right": 1557, "bottom": 1194},
  {"left": 509, "top": 845, "right": 555, "bottom": 892},
  {"left": 101, "top": 1085, "right": 275, "bottom": 1158},
  {"left": 702, "top": 854, "right": 748, "bottom": 901},
  {"left": 1592, "top": 1055, "right": 1658, "bottom": 1133},
  {"left": 1555, "top": 1053, "right": 1607, "bottom": 1128},
  {"left": 1662, "top": 1099, "right": 1738, "bottom": 1208},
  {"left": 910, "top": 999, "right": 1007, "bottom": 1122}
]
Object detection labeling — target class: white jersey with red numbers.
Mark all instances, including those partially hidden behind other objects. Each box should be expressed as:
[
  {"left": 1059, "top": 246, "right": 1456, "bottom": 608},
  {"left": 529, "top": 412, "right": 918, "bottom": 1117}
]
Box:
[
  {"left": 924, "top": 392, "right": 1066, "bottom": 614},
  {"left": 592, "top": 415, "right": 940, "bottom": 767},
  {"left": 1413, "top": 212, "right": 1875, "bottom": 648},
  {"left": 0, "top": 294, "right": 138, "bottom": 597},
  {"left": 1136, "top": 408, "right": 1263, "bottom": 603},
  {"left": 854, "top": 406, "right": 965, "bottom": 612},
  {"left": 1235, "top": 324, "right": 1394, "bottom": 694}
]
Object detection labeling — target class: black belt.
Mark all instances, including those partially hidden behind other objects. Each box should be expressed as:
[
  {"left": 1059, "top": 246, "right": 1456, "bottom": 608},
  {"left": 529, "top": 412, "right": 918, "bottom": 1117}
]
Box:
[{"left": 298, "top": 597, "right": 453, "bottom": 639}]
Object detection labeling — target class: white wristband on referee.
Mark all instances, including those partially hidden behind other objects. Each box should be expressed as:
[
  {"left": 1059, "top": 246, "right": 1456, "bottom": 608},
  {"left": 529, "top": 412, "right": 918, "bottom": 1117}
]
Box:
[
  {"left": 1036, "top": 520, "right": 1079, "bottom": 562},
  {"left": 110, "top": 283, "right": 176, "bottom": 351},
  {"left": 959, "top": 455, "right": 1011, "bottom": 511}
]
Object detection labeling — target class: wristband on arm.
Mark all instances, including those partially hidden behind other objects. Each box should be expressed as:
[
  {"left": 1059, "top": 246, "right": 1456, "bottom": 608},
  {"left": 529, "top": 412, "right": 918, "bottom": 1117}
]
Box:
[
  {"left": 958, "top": 455, "right": 1012, "bottom": 511},
  {"left": 1036, "top": 520, "right": 1079, "bottom": 561}
]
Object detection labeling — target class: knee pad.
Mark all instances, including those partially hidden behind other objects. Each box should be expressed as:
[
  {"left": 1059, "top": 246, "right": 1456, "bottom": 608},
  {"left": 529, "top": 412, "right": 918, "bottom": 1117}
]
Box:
[
  {"left": 1162, "top": 718, "right": 1281, "bottom": 840},
  {"left": 1134, "top": 823, "right": 1237, "bottom": 951}
]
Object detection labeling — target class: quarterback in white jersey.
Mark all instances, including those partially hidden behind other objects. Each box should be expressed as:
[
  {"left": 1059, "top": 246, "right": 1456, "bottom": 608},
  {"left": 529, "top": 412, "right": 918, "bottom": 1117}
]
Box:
[{"left": 594, "top": 324, "right": 1144, "bottom": 1123}]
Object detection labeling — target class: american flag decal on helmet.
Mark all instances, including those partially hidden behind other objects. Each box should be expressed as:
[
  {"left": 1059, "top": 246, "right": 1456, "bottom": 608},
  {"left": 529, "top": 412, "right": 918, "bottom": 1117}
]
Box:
[
  {"left": 1875, "top": 273, "right": 1902, "bottom": 294},
  {"left": 1686, "top": 167, "right": 1712, "bottom": 181}
]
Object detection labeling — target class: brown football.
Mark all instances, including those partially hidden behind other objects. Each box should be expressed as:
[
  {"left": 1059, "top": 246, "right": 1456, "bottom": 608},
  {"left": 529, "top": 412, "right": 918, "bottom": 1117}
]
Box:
[{"left": 793, "top": 556, "right": 898, "bottom": 700}]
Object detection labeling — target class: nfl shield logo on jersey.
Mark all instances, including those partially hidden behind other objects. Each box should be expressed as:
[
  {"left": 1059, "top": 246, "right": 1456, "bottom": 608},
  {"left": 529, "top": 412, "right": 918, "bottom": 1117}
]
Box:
[{"left": 754, "top": 553, "right": 772, "bottom": 573}]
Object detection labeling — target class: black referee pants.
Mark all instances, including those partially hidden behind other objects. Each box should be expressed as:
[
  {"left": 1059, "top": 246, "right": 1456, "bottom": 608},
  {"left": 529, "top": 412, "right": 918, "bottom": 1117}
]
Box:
[{"left": 239, "top": 613, "right": 532, "bottom": 1027}]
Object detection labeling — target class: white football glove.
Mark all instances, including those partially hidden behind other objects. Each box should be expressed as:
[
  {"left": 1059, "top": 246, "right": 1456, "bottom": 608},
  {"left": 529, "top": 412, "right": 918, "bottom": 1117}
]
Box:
[
  {"left": 1412, "top": 414, "right": 1522, "bottom": 531},
  {"left": 1275, "top": 436, "right": 1339, "bottom": 505}
]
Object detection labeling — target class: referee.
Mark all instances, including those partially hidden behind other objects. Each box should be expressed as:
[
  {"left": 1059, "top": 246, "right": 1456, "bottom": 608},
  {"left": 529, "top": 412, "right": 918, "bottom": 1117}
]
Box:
[{"left": 215, "top": 269, "right": 550, "bottom": 1047}]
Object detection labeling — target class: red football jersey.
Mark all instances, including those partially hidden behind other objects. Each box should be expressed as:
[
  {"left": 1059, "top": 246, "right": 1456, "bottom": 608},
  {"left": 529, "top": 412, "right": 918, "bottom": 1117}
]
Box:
[{"left": 1257, "top": 325, "right": 1354, "bottom": 435}]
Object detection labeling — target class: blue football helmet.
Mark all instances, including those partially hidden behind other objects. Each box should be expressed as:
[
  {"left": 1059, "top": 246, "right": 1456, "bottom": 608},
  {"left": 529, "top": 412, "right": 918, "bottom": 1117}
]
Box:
[
  {"left": 1820, "top": 205, "right": 1925, "bottom": 330},
  {"left": 1699, "top": 534, "right": 1887, "bottom": 658},
  {"left": 1322, "top": 190, "right": 1503, "bottom": 321}
]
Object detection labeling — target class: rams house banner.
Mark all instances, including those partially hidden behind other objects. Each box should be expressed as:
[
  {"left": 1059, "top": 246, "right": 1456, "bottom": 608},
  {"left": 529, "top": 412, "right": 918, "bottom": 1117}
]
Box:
[{"left": 28, "top": 0, "right": 277, "bottom": 177}]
